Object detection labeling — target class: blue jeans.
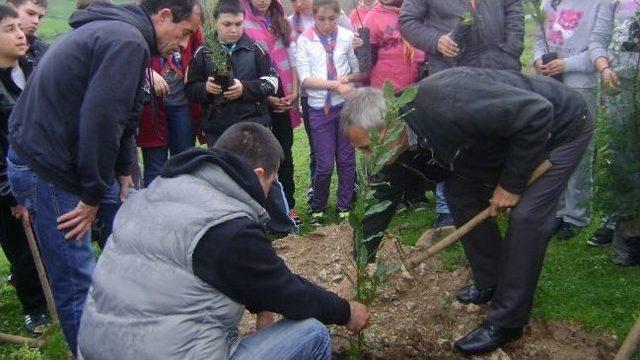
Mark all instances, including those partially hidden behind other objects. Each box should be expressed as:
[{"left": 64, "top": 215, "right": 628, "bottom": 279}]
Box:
[
  {"left": 435, "top": 182, "right": 451, "bottom": 214},
  {"left": 230, "top": 319, "right": 331, "bottom": 360},
  {"left": 93, "top": 181, "right": 122, "bottom": 249},
  {"left": 6, "top": 148, "right": 95, "bottom": 355},
  {"left": 142, "top": 105, "right": 194, "bottom": 187}
]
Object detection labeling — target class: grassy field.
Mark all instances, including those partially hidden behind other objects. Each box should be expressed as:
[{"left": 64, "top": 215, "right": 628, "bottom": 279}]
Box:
[{"left": 0, "top": 2, "right": 639, "bottom": 359}]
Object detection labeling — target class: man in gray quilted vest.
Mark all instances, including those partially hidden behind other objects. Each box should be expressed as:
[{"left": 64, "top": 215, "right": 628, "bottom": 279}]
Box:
[{"left": 77, "top": 122, "right": 370, "bottom": 360}]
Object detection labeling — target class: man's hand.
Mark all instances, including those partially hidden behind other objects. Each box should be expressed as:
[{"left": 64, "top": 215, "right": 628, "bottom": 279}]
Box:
[
  {"left": 10, "top": 204, "right": 30, "bottom": 228},
  {"left": 345, "top": 301, "right": 370, "bottom": 334},
  {"left": 533, "top": 59, "right": 544, "bottom": 75},
  {"left": 437, "top": 34, "right": 459, "bottom": 58},
  {"left": 488, "top": 185, "right": 520, "bottom": 217},
  {"left": 223, "top": 79, "right": 243, "bottom": 101},
  {"left": 255, "top": 311, "right": 275, "bottom": 331},
  {"left": 538, "top": 59, "right": 565, "bottom": 77},
  {"left": 205, "top": 77, "right": 222, "bottom": 95},
  {"left": 57, "top": 201, "right": 99, "bottom": 241},
  {"left": 118, "top": 175, "right": 134, "bottom": 202},
  {"left": 151, "top": 69, "right": 169, "bottom": 97}
]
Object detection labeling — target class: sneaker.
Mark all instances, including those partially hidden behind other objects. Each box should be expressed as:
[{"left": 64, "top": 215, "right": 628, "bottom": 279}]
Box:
[
  {"left": 587, "top": 227, "right": 614, "bottom": 247},
  {"left": 433, "top": 213, "right": 454, "bottom": 228},
  {"left": 288, "top": 209, "right": 302, "bottom": 226},
  {"left": 610, "top": 235, "right": 640, "bottom": 266},
  {"left": 310, "top": 212, "right": 324, "bottom": 226},
  {"left": 556, "top": 222, "right": 583, "bottom": 240},
  {"left": 396, "top": 202, "right": 408, "bottom": 214},
  {"left": 7, "top": 273, "right": 15, "bottom": 287},
  {"left": 24, "top": 313, "right": 49, "bottom": 336},
  {"left": 306, "top": 187, "right": 314, "bottom": 203},
  {"left": 408, "top": 201, "right": 430, "bottom": 212},
  {"left": 337, "top": 208, "right": 350, "bottom": 220}
]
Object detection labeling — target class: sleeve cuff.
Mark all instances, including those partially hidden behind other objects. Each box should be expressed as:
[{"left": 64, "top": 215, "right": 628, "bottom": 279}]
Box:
[{"left": 81, "top": 190, "right": 102, "bottom": 207}]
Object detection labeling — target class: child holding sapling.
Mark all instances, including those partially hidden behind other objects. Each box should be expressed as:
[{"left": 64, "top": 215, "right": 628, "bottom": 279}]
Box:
[
  {"left": 185, "top": 0, "right": 279, "bottom": 147},
  {"left": 296, "top": 0, "right": 360, "bottom": 225},
  {"left": 532, "top": 0, "right": 601, "bottom": 240}
]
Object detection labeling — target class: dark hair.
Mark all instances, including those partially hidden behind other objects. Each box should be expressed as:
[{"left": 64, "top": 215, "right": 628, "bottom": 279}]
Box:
[
  {"left": 5, "top": 0, "right": 47, "bottom": 8},
  {"left": 215, "top": 122, "right": 284, "bottom": 175},
  {"left": 213, "top": 0, "right": 243, "bottom": 18},
  {"left": 76, "top": 0, "right": 111, "bottom": 10},
  {"left": 312, "top": 0, "right": 340, "bottom": 14},
  {"left": 139, "top": 0, "right": 198, "bottom": 23},
  {"left": 0, "top": 4, "right": 18, "bottom": 22},
  {"left": 263, "top": 0, "right": 291, "bottom": 47}
]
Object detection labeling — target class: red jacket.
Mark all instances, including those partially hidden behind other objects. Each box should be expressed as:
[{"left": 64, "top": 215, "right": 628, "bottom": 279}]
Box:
[{"left": 137, "top": 27, "right": 204, "bottom": 148}]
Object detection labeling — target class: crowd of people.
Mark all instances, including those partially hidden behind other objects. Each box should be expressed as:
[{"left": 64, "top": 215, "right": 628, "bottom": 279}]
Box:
[{"left": 0, "top": 0, "right": 638, "bottom": 358}]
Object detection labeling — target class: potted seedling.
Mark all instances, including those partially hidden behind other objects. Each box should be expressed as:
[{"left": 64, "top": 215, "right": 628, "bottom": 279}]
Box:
[
  {"left": 528, "top": 0, "right": 562, "bottom": 81},
  {"left": 202, "top": 1, "right": 234, "bottom": 92},
  {"left": 451, "top": 10, "right": 474, "bottom": 58}
]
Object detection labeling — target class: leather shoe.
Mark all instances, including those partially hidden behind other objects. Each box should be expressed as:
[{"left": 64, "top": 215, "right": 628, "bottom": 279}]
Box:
[
  {"left": 456, "top": 284, "right": 495, "bottom": 304},
  {"left": 454, "top": 320, "right": 523, "bottom": 355}
]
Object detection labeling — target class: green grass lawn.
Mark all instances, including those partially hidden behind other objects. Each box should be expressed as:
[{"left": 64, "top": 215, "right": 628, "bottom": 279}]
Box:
[{"left": 1, "top": 3, "right": 639, "bottom": 359}]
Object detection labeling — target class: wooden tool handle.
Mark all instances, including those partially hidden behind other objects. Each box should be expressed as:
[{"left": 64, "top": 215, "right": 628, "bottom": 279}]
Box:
[
  {"left": 614, "top": 314, "right": 640, "bottom": 360},
  {"left": 406, "top": 159, "right": 552, "bottom": 270}
]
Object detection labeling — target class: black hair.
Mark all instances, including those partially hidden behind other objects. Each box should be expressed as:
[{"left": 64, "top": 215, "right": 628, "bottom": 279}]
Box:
[
  {"left": 5, "top": 0, "right": 47, "bottom": 8},
  {"left": 139, "top": 0, "right": 198, "bottom": 23},
  {"left": 0, "top": 5, "right": 19, "bottom": 22},
  {"left": 312, "top": 0, "right": 340, "bottom": 14},
  {"left": 215, "top": 122, "right": 284, "bottom": 176},
  {"left": 261, "top": 0, "right": 291, "bottom": 47},
  {"left": 213, "top": 0, "right": 243, "bottom": 19}
]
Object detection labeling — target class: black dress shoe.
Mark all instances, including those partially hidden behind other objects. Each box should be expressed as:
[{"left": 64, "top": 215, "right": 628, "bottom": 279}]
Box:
[
  {"left": 456, "top": 284, "right": 495, "bottom": 304},
  {"left": 454, "top": 320, "right": 523, "bottom": 355}
]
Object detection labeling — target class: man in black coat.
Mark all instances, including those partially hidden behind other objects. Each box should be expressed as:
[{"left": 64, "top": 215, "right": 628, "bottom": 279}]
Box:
[
  {"left": 340, "top": 67, "right": 592, "bottom": 355},
  {"left": 6, "top": 0, "right": 202, "bottom": 354}
]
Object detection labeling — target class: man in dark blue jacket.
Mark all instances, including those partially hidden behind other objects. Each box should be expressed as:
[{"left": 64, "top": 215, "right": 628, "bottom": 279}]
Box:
[{"left": 6, "top": 0, "right": 202, "bottom": 354}]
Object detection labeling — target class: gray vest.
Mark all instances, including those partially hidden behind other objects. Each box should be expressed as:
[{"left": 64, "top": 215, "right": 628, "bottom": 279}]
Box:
[{"left": 78, "top": 163, "right": 269, "bottom": 360}]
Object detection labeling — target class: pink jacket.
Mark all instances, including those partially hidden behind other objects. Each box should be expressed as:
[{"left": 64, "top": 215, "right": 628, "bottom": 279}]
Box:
[{"left": 362, "top": 3, "right": 425, "bottom": 92}]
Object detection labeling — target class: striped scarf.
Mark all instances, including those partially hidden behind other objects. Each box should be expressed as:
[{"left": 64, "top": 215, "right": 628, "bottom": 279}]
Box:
[
  {"left": 291, "top": 11, "right": 304, "bottom": 35},
  {"left": 315, "top": 25, "right": 338, "bottom": 114}
]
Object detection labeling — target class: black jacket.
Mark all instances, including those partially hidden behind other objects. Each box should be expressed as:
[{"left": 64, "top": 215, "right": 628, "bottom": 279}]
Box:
[
  {"left": 25, "top": 35, "right": 48, "bottom": 66},
  {"left": 185, "top": 34, "right": 278, "bottom": 136},
  {"left": 0, "top": 57, "right": 33, "bottom": 205},
  {"left": 9, "top": 3, "right": 153, "bottom": 206},
  {"left": 161, "top": 148, "right": 351, "bottom": 325},
  {"left": 405, "top": 67, "right": 589, "bottom": 194}
]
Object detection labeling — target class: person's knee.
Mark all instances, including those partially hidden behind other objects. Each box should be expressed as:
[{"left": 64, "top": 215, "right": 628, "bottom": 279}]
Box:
[{"left": 298, "top": 318, "right": 330, "bottom": 350}]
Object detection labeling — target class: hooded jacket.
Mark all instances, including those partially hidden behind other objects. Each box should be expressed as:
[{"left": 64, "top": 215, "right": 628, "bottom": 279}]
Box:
[
  {"left": 78, "top": 148, "right": 350, "bottom": 360},
  {"left": 405, "top": 67, "right": 590, "bottom": 194},
  {"left": 8, "top": 2, "right": 154, "bottom": 205}
]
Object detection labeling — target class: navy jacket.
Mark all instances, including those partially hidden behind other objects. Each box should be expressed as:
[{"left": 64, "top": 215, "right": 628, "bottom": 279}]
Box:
[
  {"left": 9, "top": 3, "right": 153, "bottom": 205},
  {"left": 405, "top": 67, "right": 589, "bottom": 194}
]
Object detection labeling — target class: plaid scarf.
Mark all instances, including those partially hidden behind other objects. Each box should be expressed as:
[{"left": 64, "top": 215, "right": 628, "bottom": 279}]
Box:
[{"left": 315, "top": 25, "right": 338, "bottom": 115}]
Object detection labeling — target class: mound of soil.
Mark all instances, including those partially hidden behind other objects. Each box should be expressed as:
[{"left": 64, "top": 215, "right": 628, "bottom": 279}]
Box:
[{"left": 241, "top": 224, "right": 618, "bottom": 359}]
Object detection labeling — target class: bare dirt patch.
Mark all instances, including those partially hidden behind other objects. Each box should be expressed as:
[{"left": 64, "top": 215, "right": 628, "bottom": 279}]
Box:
[{"left": 241, "top": 223, "right": 617, "bottom": 359}]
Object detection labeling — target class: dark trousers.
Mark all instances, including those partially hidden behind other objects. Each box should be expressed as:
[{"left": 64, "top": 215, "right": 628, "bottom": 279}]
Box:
[
  {"left": 301, "top": 96, "right": 316, "bottom": 182},
  {"left": 362, "top": 151, "right": 445, "bottom": 261},
  {"left": 445, "top": 117, "right": 593, "bottom": 328},
  {"left": 271, "top": 110, "right": 296, "bottom": 210},
  {"left": 0, "top": 198, "right": 46, "bottom": 315}
]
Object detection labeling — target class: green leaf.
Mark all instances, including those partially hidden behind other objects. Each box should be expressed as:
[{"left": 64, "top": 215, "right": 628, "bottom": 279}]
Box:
[
  {"left": 396, "top": 85, "right": 418, "bottom": 108},
  {"left": 383, "top": 81, "right": 395, "bottom": 100},
  {"left": 364, "top": 200, "right": 392, "bottom": 217}
]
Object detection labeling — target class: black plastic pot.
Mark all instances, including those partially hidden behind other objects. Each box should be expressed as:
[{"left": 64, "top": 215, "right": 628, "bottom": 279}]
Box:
[
  {"left": 451, "top": 21, "right": 472, "bottom": 58},
  {"left": 355, "top": 27, "right": 372, "bottom": 74},
  {"left": 214, "top": 69, "right": 234, "bottom": 92},
  {"left": 541, "top": 52, "right": 563, "bottom": 82}
]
